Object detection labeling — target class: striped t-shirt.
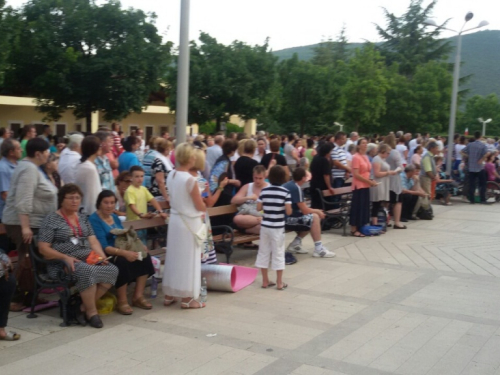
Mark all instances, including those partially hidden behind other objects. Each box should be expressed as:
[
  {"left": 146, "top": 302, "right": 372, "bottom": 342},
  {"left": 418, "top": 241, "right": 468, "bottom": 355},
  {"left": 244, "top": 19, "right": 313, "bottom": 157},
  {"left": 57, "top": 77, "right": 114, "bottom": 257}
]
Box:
[
  {"left": 258, "top": 185, "right": 291, "bottom": 229},
  {"left": 330, "top": 144, "right": 347, "bottom": 179}
]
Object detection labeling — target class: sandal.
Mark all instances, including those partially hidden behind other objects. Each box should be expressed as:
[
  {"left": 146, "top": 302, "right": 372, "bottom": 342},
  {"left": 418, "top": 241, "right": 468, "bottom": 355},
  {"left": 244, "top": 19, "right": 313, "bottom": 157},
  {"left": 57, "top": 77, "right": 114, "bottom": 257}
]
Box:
[
  {"left": 163, "top": 297, "right": 176, "bottom": 306},
  {"left": 0, "top": 331, "right": 20, "bottom": 341},
  {"left": 132, "top": 296, "right": 153, "bottom": 310},
  {"left": 116, "top": 303, "right": 133, "bottom": 315},
  {"left": 181, "top": 298, "right": 205, "bottom": 309},
  {"left": 277, "top": 283, "right": 288, "bottom": 291},
  {"left": 394, "top": 225, "right": 407, "bottom": 229},
  {"left": 261, "top": 282, "right": 276, "bottom": 289},
  {"left": 9, "top": 302, "right": 25, "bottom": 312},
  {"left": 350, "top": 231, "right": 366, "bottom": 238}
]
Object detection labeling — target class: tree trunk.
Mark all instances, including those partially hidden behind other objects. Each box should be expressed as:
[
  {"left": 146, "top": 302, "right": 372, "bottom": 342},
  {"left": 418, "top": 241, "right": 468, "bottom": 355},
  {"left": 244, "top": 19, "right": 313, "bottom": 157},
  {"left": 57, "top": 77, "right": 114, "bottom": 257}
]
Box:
[
  {"left": 300, "top": 120, "right": 305, "bottom": 137},
  {"left": 85, "top": 110, "right": 92, "bottom": 134},
  {"left": 215, "top": 117, "right": 221, "bottom": 132}
]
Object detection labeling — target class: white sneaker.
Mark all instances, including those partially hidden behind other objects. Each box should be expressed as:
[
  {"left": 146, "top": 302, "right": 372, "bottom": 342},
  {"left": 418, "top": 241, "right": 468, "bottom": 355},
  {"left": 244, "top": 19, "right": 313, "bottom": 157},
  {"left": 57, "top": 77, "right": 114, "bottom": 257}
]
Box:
[
  {"left": 287, "top": 242, "right": 308, "bottom": 254},
  {"left": 313, "top": 247, "right": 336, "bottom": 258}
]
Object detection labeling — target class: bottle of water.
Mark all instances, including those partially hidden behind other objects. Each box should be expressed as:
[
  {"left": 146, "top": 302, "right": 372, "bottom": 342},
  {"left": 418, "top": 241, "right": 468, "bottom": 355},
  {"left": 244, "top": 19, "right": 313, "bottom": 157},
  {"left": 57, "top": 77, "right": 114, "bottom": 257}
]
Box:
[
  {"left": 150, "top": 276, "right": 157, "bottom": 298},
  {"left": 200, "top": 277, "right": 207, "bottom": 303}
]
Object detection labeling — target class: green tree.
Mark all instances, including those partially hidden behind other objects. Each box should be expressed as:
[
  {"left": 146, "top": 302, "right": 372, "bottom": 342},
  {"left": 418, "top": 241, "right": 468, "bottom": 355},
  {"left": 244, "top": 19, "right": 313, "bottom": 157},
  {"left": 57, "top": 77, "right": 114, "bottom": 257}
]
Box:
[
  {"left": 0, "top": 0, "right": 20, "bottom": 87},
  {"left": 276, "top": 54, "right": 343, "bottom": 135},
  {"left": 458, "top": 94, "right": 500, "bottom": 135},
  {"left": 375, "top": 0, "right": 451, "bottom": 78},
  {"left": 311, "top": 25, "right": 350, "bottom": 68},
  {"left": 169, "top": 32, "right": 279, "bottom": 131},
  {"left": 342, "top": 44, "right": 389, "bottom": 133},
  {"left": 4, "top": 0, "right": 171, "bottom": 132}
]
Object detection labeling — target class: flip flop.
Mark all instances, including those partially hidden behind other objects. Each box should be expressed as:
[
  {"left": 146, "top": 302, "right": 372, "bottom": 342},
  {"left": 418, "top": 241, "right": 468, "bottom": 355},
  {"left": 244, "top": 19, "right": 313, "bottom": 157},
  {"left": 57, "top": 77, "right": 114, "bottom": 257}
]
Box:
[
  {"left": 350, "top": 231, "right": 365, "bottom": 238},
  {"left": 277, "top": 283, "right": 288, "bottom": 291},
  {"left": 0, "top": 331, "right": 20, "bottom": 341},
  {"left": 261, "top": 282, "right": 277, "bottom": 289},
  {"left": 394, "top": 225, "right": 407, "bottom": 229}
]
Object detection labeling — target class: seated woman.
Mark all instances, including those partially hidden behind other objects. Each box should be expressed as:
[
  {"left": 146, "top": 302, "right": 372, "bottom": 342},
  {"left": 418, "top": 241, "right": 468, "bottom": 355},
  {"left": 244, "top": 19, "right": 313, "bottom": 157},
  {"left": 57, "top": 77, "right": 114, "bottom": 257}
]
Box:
[
  {"left": 114, "top": 171, "right": 132, "bottom": 217},
  {"left": 485, "top": 154, "right": 500, "bottom": 183},
  {"left": 89, "top": 190, "right": 155, "bottom": 315},
  {"left": 231, "top": 165, "right": 269, "bottom": 237},
  {"left": 38, "top": 184, "right": 119, "bottom": 329}
]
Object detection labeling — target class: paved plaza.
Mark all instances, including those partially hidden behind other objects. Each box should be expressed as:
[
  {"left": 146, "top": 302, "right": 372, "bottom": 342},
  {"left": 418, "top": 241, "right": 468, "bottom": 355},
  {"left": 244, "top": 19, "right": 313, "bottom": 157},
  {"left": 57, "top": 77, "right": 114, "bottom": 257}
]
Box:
[{"left": 1, "top": 199, "right": 500, "bottom": 375}]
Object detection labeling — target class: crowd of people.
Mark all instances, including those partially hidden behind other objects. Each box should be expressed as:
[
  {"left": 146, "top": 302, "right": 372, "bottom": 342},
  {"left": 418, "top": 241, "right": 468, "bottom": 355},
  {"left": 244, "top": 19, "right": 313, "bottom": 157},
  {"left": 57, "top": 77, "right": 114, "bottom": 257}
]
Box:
[{"left": 0, "top": 124, "right": 499, "bottom": 339}]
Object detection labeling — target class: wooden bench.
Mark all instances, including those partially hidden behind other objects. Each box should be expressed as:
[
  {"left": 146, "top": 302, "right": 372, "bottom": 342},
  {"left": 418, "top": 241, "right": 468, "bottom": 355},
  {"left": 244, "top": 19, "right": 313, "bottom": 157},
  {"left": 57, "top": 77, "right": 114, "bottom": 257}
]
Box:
[
  {"left": 316, "top": 186, "right": 353, "bottom": 236},
  {"left": 207, "top": 205, "right": 261, "bottom": 263}
]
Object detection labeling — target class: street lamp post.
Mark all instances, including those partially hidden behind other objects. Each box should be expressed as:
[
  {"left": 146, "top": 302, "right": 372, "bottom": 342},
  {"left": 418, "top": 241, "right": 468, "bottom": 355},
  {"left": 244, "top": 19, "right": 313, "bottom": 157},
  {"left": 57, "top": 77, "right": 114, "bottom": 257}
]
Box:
[
  {"left": 176, "top": 0, "right": 191, "bottom": 144},
  {"left": 478, "top": 117, "right": 492, "bottom": 136},
  {"left": 423, "top": 13, "right": 489, "bottom": 177}
]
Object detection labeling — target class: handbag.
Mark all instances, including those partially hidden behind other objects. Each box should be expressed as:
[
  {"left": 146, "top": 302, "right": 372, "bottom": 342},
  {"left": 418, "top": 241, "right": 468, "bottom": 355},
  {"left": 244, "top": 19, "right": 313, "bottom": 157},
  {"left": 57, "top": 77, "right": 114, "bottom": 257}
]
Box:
[
  {"left": 179, "top": 214, "right": 207, "bottom": 248},
  {"left": 110, "top": 226, "right": 148, "bottom": 259}
]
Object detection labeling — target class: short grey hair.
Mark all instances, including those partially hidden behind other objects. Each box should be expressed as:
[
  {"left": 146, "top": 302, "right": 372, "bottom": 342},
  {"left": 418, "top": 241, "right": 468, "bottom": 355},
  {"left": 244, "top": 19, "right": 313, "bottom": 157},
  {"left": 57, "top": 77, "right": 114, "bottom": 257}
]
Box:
[
  {"left": 0, "top": 138, "right": 18, "bottom": 158},
  {"left": 427, "top": 141, "right": 438, "bottom": 151},
  {"left": 93, "top": 130, "right": 112, "bottom": 142},
  {"left": 404, "top": 164, "right": 416, "bottom": 173}
]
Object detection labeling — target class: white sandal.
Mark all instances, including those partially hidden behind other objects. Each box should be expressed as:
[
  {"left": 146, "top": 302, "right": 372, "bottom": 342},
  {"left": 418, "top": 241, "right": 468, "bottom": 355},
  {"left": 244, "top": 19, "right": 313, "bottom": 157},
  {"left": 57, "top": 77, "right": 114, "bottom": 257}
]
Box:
[
  {"left": 163, "top": 297, "right": 176, "bottom": 306},
  {"left": 0, "top": 331, "right": 20, "bottom": 341},
  {"left": 180, "top": 298, "right": 205, "bottom": 309}
]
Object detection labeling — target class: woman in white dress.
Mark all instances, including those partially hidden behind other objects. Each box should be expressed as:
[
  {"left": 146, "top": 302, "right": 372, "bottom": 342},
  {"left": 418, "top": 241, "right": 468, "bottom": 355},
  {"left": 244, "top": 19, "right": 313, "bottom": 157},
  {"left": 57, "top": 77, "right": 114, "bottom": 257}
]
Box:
[
  {"left": 370, "top": 144, "right": 397, "bottom": 228},
  {"left": 162, "top": 143, "right": 207, "bottom": 309},
  {"left": 75, "top": 136, "right": 102, "bottom": 215}
]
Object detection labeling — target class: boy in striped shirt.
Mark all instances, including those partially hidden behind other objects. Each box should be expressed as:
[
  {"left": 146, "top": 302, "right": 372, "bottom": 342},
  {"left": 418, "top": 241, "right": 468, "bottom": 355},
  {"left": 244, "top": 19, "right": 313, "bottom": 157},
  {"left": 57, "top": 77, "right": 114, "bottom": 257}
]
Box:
[{"left": 256, "top": 165, "right": 292, "bottom": 290}]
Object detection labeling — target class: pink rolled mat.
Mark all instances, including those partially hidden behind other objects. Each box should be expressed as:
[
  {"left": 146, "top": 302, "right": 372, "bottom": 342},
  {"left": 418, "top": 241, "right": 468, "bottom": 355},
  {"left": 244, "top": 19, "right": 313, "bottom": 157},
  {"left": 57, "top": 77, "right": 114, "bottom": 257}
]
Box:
[{"left": 201, "top": 263, "right": 258, "bottom": 292}]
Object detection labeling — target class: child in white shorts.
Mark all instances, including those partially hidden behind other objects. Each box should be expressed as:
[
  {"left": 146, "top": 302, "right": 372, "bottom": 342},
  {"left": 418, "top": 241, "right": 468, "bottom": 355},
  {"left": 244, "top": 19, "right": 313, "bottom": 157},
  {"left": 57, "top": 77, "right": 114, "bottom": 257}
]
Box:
[{"left": 255, "top": 166, "right": 292, "bottom": 290}]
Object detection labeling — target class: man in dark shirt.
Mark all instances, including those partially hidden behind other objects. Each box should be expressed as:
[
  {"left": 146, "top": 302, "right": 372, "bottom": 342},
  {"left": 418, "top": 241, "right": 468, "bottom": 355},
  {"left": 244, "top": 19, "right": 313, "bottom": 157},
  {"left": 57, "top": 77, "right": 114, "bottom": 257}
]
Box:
[
  {"left": 283, "top": 168, "right": 336, "bottom": 258},
  {"left": 260, "top": 139, "right": 289, "bottom": 180}
]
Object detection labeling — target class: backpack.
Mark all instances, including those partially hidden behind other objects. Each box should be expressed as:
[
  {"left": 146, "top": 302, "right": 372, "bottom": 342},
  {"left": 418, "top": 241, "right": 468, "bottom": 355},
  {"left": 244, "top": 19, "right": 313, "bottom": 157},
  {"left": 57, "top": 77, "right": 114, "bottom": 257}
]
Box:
[
  {"left": 59, "top": 292, "right": 84, "bottom": 325},
  {"left": 417, "top": 206, "right": 433, "bottom": 220},
  {"left": 360, "top": 225, "right": 384, "bottom": 236},
  {"left": 377, "top": 208, "right": 388, "bottom": 231}
]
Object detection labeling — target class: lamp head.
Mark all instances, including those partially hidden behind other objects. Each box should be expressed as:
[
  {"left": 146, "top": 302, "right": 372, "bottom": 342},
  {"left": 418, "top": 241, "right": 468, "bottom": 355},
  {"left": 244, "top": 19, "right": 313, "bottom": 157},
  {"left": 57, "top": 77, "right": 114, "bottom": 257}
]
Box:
[
  {"left": 478, "top": 118, "right": 484, "bottom": 122},
  {"left": 486, "top": 119, "right": 492, "bottom": 123},
  {"left": 423, "top": 18, "right": 438, "bottom": 27},
  {"left": 465, "top": 12, "right": 474, "bottom": 22},
  {"left": 477, "top": 20, "right": 489, "bottom": 28}
]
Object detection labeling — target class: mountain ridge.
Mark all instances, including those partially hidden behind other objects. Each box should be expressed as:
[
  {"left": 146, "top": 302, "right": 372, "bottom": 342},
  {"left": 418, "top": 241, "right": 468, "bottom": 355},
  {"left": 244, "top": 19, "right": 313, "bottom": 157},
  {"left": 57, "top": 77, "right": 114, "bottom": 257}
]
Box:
[{"left": 271, "top": 30, "right": 500, "bottom": 98}]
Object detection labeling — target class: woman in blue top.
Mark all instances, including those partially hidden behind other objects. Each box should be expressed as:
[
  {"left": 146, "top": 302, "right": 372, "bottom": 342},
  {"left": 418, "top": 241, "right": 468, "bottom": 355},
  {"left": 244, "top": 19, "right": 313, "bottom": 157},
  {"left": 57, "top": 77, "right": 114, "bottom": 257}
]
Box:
[
  {"left": 118, "top": 136, "right": 142, "bottom": 173},
  {"left": 89, "top": 190, "right": 154, "bottom": 315}
]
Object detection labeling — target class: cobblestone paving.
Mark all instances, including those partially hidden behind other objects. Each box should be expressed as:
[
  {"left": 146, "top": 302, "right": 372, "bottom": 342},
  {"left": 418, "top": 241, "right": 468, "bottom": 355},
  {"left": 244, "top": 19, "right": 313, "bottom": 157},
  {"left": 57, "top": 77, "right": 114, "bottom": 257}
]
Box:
[{"left": 1, "top": 199, "right": 500, "bottom": 374}]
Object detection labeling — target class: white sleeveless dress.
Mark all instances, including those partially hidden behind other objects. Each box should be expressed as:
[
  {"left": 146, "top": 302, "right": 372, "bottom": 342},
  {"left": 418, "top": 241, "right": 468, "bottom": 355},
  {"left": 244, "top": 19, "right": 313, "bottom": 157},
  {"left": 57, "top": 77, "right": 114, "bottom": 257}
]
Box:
[{"left": 162, "top": 171, "right": 204, "bottom": 298}]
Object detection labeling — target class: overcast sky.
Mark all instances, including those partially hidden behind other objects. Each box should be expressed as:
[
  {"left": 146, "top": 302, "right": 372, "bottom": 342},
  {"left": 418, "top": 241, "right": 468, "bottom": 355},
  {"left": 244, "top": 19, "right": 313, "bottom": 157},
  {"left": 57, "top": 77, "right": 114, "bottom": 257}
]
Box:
[{"left": 6, "top": 0, "right": 499, "bottom": 50}]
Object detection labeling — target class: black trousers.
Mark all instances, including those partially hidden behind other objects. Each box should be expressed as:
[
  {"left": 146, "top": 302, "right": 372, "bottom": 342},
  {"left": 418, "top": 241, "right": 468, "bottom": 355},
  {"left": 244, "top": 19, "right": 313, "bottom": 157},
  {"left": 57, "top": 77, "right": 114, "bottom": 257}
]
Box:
[
  {"left": 0, "top": 274, "right": 16, "bottom": 327},
  {"left": 468, "top": 170, "right": 487, "bottom": 202},
  {"left": 401, "top": 193, "right": 418, "bottom": 219}
]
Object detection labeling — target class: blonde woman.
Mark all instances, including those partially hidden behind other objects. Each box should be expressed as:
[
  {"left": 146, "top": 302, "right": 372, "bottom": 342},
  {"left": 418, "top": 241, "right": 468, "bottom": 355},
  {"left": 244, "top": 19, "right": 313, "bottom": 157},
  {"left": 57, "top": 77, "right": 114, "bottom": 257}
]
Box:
[
  {"left": 190, "top": 149, "right": 228, "bottom": 264},
  {"left": 163, "top": 143, "right": 207, "bottom": 309}
]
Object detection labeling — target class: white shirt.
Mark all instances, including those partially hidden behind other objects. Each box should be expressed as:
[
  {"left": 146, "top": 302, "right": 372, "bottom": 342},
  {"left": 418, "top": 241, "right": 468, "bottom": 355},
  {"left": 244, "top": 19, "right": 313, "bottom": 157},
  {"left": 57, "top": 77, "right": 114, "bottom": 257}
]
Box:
[
  {"left": 253, "top": 149, "right": 269, "bottom": 163},
  {"left": 74, "top": 160, "right": 101, "bottom": 215},
  {"left": 58, "top": 148, "right": 81, "bottom": 184},
  {"left": 206, "top": 144, "right": 222, "bottom": 172},
  {"left": 409, "top": 138, "right": 418, "bottom": 150},
  {"left": 396, "top": 144, "right": 408, "bottom": 163}
]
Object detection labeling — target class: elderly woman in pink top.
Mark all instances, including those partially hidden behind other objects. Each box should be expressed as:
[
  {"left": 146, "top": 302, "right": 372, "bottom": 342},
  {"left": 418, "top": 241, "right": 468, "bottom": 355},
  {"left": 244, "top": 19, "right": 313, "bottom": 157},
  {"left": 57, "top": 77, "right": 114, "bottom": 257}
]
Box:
[{"left": 349, "top": 138, "right": 378, "bottom": 237}]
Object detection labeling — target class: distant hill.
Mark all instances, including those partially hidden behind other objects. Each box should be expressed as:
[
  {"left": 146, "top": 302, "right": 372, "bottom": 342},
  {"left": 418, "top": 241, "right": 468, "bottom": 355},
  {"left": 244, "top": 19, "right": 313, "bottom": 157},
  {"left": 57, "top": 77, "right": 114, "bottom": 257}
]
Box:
[{"left": 272, "top": 30, "right": 500, "bottom": 98}]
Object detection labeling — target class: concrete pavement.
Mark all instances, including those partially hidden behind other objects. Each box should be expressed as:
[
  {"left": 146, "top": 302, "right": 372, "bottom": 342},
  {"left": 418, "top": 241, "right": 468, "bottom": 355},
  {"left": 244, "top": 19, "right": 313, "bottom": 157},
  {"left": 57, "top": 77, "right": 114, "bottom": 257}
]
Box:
[{"left": 1, "top": 198, "right": 500, "bottom": 375}]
